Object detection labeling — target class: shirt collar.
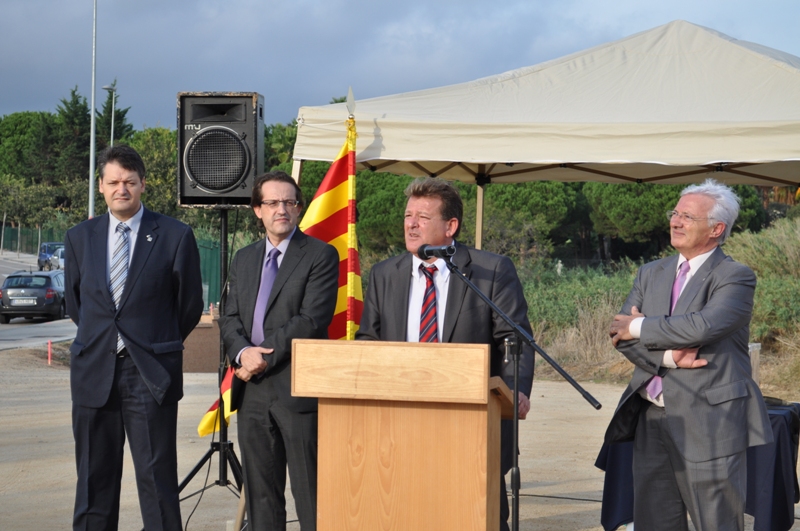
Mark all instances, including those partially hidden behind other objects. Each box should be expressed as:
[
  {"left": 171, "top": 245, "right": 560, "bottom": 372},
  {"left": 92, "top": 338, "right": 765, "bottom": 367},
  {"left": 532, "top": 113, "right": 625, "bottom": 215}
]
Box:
[
  {"left": 108, "top": 204, "right": 144, "bottom": 234},
  {"left": 679, "top": 246, "right": 716, "bottom": 273},
  {"left": 265, "top": 226, "right": 297, "bottom": 256},
  {"left": 410, "top": 240, "right": 455, "bottom": 280}
]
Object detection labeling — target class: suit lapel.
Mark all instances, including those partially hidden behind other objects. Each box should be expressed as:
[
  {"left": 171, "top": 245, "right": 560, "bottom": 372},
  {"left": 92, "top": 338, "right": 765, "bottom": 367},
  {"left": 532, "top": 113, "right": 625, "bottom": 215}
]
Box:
[
  {"left": 242, "top": 239, "right": 267, "bottom": 328},
  {"left": 90, "top": 214, "right": 115, "bottom": 308},
  {"left": 653, "top": 255, "right": 678, "bottom": 317},
  {"left": 672, "top": 246, "right": 725, "bottom": 315},
  {"left": 442, "top": 243, "right": 470, "bottom": 342},
  {"left": 391, "top": 253, "right": 412, "bottom": 341},
  {"left": 118, "top": 209, "right": 157, "bottom": 310}
]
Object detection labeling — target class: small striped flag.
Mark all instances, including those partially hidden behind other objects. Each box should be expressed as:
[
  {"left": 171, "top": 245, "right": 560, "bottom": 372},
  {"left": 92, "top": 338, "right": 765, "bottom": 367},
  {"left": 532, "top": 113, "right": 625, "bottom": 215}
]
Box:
[
  {"left": 299, "top": 117, "right": 362, "bottom": 339},
  {"left": 197, "top": 365, "right": 235, "bottom": 437}
]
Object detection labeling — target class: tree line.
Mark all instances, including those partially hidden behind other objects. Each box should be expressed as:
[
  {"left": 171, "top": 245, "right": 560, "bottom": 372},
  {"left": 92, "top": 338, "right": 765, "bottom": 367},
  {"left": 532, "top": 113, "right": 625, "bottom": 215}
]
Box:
[{"left": 1, "top": 87, "right": 798, "bottom": 266}]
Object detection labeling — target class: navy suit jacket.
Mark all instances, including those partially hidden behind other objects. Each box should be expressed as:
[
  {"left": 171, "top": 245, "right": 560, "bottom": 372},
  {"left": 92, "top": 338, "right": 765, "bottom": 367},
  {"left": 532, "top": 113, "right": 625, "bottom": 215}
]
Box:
[{"left": 65, "top": 209, "right": 204, "bottom": 407}]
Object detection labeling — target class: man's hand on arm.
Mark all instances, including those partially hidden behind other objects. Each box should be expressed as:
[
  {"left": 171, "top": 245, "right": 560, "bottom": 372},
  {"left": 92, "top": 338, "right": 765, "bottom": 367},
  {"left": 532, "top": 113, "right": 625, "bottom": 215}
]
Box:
[
  {"left": 238, "top": 346, "right": 273, "bottom": 379},
  {"left": 609, "top": 306, "right": 644, "bottom": 346},
  {"left": 671, "top": 347, "right": 707, "bottom": 369}
]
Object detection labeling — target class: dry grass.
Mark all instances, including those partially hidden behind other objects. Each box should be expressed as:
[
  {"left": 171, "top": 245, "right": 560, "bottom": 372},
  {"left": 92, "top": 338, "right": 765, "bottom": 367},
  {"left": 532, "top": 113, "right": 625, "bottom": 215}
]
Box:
[
  {"left": 533, "top": 291, "right": 800, "bottom": 402},
  {"left": 534, "top": 291, "right": 633, "bottom": 384},
  {"left": 757, "top": 328, "right": 800, "bottom": 402}
]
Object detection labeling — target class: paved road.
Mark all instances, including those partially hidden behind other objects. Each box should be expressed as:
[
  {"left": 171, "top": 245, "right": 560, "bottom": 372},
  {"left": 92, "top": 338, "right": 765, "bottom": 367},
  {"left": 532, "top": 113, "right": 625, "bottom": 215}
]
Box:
[
  {"left": 0, "top": 251, "right": 77, "bottom": 350},
  {"left": 0, "top": 250, "right": 39, "bottom": 277}
]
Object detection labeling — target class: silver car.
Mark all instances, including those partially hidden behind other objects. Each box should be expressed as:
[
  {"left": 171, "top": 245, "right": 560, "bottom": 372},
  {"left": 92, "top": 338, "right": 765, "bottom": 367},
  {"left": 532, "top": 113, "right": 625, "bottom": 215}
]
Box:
[{"left": 48, "top": 247, "right": 65, "bottom": 270}]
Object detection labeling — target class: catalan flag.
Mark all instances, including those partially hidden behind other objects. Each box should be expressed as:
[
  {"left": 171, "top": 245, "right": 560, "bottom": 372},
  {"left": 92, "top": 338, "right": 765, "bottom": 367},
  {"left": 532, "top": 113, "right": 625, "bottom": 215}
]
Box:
[
  {"left": 198, "top": 118, "right": 362, "bottom": 437},
  {"left": 299, "top": 117, "right": 362, "bottom": 339},
  {"left": 197, "top": 365, "right": 235, "bottom": 437}
]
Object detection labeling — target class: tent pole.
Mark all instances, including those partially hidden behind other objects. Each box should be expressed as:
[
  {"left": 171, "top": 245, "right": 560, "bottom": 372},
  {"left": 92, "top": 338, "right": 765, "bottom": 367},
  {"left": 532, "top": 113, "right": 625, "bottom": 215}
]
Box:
[
  {"left": 291, "top": 159, "right": 304, "bottom": 184},
  {"left": 475, "top": 183, "right": 484, "bottom": 249},
  {"left": 475, "top": 167, "right": 487, "bottom": 249}
]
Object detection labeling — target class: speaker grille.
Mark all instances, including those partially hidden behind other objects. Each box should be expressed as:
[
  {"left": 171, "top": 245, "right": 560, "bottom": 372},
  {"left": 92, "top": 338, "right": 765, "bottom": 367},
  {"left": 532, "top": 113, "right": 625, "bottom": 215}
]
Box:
[{"left": 183, "top": 126, "right": 251, "bottom": 193}]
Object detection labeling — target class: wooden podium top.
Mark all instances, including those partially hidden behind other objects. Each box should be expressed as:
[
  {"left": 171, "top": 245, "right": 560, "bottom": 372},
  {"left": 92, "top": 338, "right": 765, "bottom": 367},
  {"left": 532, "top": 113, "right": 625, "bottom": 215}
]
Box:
[{"left": 292, "top": 339, "right": 494, "bottom": 405}]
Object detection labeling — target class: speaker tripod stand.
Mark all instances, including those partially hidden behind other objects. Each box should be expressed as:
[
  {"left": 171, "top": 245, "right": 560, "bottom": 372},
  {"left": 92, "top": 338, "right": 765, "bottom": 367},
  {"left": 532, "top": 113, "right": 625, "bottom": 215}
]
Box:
[{"left": 179, "top": 209, "right": 243, "bottom": 503}]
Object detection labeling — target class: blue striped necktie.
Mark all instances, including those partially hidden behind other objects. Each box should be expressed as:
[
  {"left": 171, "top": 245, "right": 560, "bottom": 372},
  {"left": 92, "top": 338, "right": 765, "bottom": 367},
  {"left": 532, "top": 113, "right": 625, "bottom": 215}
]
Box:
[{"left": 110, "top": 222, "right": 130, "bottom": 352}]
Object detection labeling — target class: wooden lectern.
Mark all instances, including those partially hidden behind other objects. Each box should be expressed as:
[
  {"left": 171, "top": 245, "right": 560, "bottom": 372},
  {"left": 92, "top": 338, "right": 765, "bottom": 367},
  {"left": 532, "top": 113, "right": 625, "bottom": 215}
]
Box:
[{"left": 292, "top": 339, "right": 514, "bottom": 531}]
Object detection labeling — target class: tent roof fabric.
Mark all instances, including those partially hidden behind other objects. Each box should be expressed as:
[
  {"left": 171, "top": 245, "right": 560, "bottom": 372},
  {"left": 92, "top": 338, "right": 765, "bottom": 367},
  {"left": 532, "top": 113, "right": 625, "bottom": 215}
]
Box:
[{"left": 294, "top": 20, "right": 800, "bottom": 186}]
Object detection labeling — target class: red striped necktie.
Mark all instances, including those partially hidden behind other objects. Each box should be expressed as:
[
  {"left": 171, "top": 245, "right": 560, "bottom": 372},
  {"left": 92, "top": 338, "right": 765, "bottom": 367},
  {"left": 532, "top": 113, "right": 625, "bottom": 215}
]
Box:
[{"left": 419, "top": 264, "right": 439, "bottom": 343}]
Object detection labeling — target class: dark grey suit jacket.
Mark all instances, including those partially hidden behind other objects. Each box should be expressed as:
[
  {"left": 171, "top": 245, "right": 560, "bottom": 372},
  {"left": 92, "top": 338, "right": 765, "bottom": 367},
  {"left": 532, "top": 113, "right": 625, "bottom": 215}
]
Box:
[
  {"left": 65, "top": 209, "right": 204, "bottom": 407},
  {"left": 220, "top": 230, "right": 339, "bottom": 413},
  {"left": 356, "top": 243, "right": 534, "bottom": 397},
  {"left": 605, "top": 246, "right": 773, "bottom": 462}
]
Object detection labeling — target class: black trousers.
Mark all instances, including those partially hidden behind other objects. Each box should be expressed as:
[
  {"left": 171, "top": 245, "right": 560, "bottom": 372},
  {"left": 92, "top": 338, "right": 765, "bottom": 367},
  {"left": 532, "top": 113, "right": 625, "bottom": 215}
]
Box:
[
  {"left": 238, "top": 382, "right": 318, "bottom": 531},
  {"left": 72, "top": 354, "right": 181, "bottom": 531}
]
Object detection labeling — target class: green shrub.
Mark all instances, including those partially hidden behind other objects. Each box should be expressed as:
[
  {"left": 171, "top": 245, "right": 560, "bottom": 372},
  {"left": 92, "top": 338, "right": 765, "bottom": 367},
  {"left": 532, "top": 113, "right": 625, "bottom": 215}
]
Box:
[
  {"left": 750, "top": 275, "right": 800, "bottom": 343},
  {"left": 520, "top": 261, "right": 636, "bottom": 333},
  {"left": 724, "top": 217, "right": 800, "bottom": 278}
]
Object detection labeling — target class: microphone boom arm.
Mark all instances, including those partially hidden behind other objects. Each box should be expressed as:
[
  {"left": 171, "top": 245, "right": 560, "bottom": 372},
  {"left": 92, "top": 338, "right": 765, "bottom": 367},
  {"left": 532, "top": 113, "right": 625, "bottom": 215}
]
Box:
[{"left": 443, "top": 258, "right": 602, "bottom": 410}]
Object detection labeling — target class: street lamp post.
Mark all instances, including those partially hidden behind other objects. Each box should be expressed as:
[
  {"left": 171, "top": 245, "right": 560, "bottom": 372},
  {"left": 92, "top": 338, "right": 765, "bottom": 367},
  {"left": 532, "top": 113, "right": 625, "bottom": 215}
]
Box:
[
  {"left": 88, "top": 0, "right": 97, "bottom": 219},
  {"left": 102, "top": 85, "right": 117, "bottom": 147}
]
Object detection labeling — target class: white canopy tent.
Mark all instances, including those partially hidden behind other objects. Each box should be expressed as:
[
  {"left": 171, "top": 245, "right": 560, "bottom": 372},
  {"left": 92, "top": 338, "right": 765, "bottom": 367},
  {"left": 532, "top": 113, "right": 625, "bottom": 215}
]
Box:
[{"left": 292, "top": 20, "right": 800, "bottom": 243}]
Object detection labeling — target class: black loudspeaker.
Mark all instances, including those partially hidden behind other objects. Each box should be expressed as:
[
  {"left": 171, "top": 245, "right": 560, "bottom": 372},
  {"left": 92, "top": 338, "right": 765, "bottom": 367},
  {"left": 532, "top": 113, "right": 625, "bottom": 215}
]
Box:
[{"left": 177, "top": 92, "right": 264, "bottom": 207}]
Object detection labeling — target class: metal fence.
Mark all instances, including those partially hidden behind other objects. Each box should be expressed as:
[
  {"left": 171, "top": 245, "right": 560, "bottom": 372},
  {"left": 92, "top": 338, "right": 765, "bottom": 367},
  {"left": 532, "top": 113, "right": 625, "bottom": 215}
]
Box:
[
  {"left": 0, "top": 225, "right": 221, "bottom": 309},
  {"left": 0, "top": 226, "right": 65, "bottom": 255}
]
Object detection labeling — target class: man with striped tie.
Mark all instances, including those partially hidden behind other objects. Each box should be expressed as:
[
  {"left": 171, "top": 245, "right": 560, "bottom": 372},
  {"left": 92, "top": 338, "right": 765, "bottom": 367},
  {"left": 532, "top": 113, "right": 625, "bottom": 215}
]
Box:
[
  {"left": 606, "top": 179, "right": 772, "bottom": 531},
  {"left": 356, "top": 177, "right": 535, "bottom": 531},
  {"left": 65, "top": 145, "right": 204, "bottom": 531}
]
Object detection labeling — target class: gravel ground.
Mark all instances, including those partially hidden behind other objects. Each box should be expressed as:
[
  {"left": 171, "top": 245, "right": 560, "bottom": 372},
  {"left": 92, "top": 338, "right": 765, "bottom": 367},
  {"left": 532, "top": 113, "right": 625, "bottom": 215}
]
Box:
[{"left": 0, "top": 347, "right": 790, "bottom": 530}]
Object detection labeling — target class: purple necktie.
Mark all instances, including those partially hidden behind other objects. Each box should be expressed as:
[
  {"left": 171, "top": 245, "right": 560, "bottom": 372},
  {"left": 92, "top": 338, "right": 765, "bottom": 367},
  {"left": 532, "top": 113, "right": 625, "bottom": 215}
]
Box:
[
  {"left": 250, "top": 247, "right": 281, "bottom": 346},
  {"left": 646, "top": 260, "right": 691, "bottom": 399}
]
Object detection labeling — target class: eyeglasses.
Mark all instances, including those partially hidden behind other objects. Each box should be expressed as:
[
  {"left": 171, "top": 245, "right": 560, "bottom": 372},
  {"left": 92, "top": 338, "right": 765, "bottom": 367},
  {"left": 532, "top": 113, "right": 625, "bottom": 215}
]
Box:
[
  {"left": 666, "top": 210, "right": 712, "bottom": 224},
  {"left": 261, "top": 200, "right": 301, "bottom": 209}
]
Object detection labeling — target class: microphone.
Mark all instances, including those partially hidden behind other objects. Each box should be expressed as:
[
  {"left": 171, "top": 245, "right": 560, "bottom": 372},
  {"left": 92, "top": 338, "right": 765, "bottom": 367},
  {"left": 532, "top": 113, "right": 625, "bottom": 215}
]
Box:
[{"left": 417, "top": 244, "right": 456, "bottom": 260}]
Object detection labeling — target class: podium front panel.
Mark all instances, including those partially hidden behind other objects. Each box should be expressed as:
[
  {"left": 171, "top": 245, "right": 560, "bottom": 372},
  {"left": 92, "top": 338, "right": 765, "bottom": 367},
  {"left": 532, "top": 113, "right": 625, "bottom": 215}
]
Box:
[{"left": 317, "top": 398, "right": 501, "bottom": 531}]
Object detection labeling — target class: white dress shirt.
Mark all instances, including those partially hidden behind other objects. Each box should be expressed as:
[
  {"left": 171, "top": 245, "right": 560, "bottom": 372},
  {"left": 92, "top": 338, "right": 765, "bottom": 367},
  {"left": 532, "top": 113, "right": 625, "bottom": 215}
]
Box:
[{"left": 406, "top": 251, "right": 452, "bottom": 343}]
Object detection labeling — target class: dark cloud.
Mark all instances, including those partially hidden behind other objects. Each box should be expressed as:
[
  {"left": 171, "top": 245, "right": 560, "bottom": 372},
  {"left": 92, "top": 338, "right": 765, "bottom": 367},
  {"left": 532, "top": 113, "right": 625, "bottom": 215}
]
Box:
[{"left": 2, "top": 0, "right": 798, "bottom": 129}]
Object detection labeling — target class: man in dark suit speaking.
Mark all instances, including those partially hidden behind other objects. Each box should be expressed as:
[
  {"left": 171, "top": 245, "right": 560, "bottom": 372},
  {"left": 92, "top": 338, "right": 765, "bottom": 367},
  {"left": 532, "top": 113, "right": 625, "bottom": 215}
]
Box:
[
  {"left": 219, "top": 171, "right": 339, "bottom": 530},
  {"left": 65, "top": 145, "right": 204, "bottom": 530},
  {"left": 606, "top": 179, "right": 772, "bottom": 531},
  {"left": 355, "top": 177, "right": 535, "bottom": 531}
]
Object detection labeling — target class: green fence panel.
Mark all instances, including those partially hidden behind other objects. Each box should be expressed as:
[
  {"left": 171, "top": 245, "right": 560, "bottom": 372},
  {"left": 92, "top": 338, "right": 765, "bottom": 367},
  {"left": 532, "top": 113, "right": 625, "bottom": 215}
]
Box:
[
  {"left": 1, "top": 227, "right": 221, "bottom": 311},
  {"left": 197, "top": 238, "right": 220, "bottom": 311},
  {"left": 1, "top": 226, "right": 66, "bottom": 256}
]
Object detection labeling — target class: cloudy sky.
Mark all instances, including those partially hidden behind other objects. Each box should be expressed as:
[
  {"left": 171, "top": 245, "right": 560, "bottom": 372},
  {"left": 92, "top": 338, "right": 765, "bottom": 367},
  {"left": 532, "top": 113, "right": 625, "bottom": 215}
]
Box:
[{"left": 3, "top": 0, "right": 799, "bottom": 130}]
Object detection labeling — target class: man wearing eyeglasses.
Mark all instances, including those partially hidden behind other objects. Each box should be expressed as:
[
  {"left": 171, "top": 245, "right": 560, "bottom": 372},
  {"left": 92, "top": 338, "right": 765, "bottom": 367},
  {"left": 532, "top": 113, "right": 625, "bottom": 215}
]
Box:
[
  {"left": 220, "top": 171, "right": 339, "bottom": 530},
  {"left": 605, "top": 179, "right": 772, "bottom": 531}
]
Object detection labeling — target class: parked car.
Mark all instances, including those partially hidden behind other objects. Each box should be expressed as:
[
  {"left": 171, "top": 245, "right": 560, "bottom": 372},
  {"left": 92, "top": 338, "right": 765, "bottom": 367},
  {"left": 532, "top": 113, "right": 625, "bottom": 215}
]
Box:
[
  {"left": 37, "top": 242, "right": 64, "bottom": 271},
  {"left": 0, "top": 270, "right": 67, "bottom": 323},
  {"left": 48, "top": 247, "right": 65, "bottom": 270}
]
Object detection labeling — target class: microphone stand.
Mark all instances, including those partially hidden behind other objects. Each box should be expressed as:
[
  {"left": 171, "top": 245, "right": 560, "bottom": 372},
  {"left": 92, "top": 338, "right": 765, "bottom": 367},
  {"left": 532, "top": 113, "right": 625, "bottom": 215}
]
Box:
[{"left": 442, "top": 257, "right": 601, "bottom": 531}]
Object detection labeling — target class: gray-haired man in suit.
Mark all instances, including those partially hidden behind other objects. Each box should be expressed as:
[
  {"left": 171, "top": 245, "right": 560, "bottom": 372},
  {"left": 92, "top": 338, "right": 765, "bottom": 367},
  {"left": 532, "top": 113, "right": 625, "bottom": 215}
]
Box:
[
  {"left": 606, "top": 179, "right": 772, "bottom": 531},
  {"left": 220, "top": 171, "right": 339, "bottom": 530}
]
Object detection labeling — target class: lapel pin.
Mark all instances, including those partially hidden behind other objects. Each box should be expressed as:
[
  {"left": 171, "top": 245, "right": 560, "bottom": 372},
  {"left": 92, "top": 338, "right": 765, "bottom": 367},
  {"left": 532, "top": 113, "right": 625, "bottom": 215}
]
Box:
[{"left": 146, "top": 235, "right": 153, "bottom": 242}]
